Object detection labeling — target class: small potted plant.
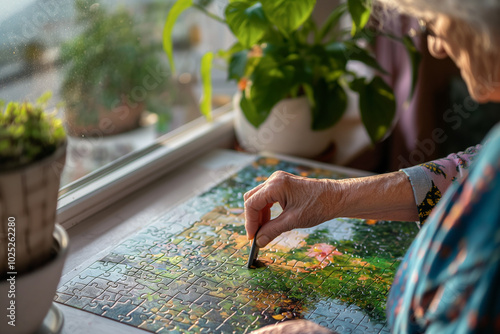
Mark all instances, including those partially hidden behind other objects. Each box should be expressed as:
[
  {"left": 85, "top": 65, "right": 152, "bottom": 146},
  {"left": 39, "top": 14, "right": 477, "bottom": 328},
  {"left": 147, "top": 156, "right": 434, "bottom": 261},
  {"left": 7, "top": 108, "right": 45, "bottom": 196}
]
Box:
[
  {"left": 164, "top": 0, "right": 419, "bottom": 157},
  {"left": 60, "top": 0, "right": 171, "bottom": 137},
  {"left": 0, "top": 93, "right": 69, "bottom": 334}
]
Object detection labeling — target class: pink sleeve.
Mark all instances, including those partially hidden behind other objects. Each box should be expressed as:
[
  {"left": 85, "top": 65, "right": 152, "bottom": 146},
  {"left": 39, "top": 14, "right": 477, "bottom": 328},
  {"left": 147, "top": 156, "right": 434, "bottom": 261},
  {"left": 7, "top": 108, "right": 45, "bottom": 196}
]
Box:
[{"left": 401, "top": 145, "right": 482, "bottom": 224}]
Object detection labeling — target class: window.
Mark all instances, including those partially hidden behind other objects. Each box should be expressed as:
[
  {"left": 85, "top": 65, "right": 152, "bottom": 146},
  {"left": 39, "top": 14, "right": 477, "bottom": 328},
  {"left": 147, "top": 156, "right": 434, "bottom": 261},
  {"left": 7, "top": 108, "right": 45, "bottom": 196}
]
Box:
[{"left": 0, "top": 0, "right": 236, "bottom": 187}]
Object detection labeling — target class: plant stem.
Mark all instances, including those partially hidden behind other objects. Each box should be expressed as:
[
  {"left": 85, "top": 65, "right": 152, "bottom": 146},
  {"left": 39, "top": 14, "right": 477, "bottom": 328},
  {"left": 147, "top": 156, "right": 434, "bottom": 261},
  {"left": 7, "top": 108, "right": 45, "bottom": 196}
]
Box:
[{"left": 192, "top": 4, "right": 226, "bottom": 24}]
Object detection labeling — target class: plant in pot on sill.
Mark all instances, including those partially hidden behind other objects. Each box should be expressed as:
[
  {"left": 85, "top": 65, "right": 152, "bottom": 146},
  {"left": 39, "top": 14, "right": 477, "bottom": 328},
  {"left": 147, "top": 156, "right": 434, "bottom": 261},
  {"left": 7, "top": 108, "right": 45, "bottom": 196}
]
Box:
[
  {"left": 164, "top": 0, "right": 420, "bottom": 158},
  {"left": 0, "top": 93, "right": 69, "bottom": 334},
  {"left": 60, "top": 0, "right": 172, "bottom": 137}
]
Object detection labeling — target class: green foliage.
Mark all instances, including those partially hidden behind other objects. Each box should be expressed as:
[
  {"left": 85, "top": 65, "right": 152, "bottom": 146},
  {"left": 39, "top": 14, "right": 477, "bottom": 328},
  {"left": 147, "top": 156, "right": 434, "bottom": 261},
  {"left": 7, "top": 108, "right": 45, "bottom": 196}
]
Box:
[
  {"left": 350, "top": 76, "right": 396, "bottom": 142},
  {"left": 260, "top": 0, "right": 316, "bottom": 35},
  {"left": 164, "top": 0, "right": 420, "bottom": 142},
  {"left": 200, "top": 52, "right": 214, "bottom": 120},
  {"left": 0, "top": 93, "right": 66, "bottom": 170},
  {"left": 61, "top": 0, "right": 171, "bottom": 125},
  {"left": 163, "top": 0, "right": 193, "bottom": 72},
  {"left": 347, "top": 0, "right": 371, "bottom": 36},
  {"left": 225, "top": 2, "right": 268, "bottom": 48},
  {"left": 403, "top": 35, "right": 422, "bottom": 99}
]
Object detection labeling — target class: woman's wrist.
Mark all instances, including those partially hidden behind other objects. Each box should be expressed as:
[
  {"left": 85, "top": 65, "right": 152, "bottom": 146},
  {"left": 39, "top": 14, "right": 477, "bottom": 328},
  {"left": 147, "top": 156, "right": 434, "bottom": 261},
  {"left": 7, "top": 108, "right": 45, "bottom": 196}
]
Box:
[{"left": 317, "top": 178, "right": 348, "bottom": 221}]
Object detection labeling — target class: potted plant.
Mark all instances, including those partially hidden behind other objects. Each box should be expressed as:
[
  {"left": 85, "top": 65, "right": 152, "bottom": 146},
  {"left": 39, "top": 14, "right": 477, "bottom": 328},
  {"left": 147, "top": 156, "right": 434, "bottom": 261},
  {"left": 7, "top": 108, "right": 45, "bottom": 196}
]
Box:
[
  {"left": 0, "top": 93, "right": 69, "bottom": 333},
  {"left": 60, "top": 0, "right": 172, "bottom": 137},
  {"left": 164, "top": 0, "right": 419, "bottom": 157}
]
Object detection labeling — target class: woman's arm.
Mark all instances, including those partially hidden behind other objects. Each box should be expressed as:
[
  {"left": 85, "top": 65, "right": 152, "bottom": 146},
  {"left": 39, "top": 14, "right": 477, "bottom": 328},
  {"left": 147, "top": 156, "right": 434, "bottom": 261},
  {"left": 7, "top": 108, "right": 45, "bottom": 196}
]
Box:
[
  {"left": 244, "top": 145, "right": 482, "bottom": 248},
  {"left": 335, "top": 171, "right": 419, "bottom": 221},
  {"left": 244, "top": 170, "right": 418, "bottom": 248}
]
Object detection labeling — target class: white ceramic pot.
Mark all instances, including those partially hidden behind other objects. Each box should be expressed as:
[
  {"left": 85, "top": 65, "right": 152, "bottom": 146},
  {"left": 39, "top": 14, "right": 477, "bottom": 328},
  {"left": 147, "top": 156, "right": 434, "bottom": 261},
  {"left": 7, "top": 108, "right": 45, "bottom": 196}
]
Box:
[
  {"left": 0, "top": 224, "right": 69, "bottom": 334},
  {"left": 0, "top": 143, "right": 66, "bottom": 274},
  {"left": 234, "top": 94, "right": 333, "bottom": 158}
]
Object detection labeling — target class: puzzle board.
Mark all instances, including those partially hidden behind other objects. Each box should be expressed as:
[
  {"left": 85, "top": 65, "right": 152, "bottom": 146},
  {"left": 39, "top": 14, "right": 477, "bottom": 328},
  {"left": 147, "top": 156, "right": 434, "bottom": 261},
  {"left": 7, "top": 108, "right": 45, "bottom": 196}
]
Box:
[{"left": 55, "top": 156, "right": 419, "bottom": 333}]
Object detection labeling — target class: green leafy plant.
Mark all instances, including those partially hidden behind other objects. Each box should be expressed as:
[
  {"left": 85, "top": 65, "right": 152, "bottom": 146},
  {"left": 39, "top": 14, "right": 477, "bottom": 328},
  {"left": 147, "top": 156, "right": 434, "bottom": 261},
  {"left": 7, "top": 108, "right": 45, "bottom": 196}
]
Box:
[
  {"left": 164, "top": 0, "right": 420, "bottom": 143},
  {"left": 0, "top": 92, "right": 66, "bottom": 170},
  {"left": 60, "top": 0, "right": 171, "bottom": 128}
]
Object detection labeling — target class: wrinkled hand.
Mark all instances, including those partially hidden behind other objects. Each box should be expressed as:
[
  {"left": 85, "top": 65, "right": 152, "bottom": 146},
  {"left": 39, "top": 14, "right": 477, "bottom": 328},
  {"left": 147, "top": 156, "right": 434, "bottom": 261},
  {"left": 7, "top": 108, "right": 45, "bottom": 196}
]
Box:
[
  {"left": 251, "top": 319, "right": 336, "bottom": 334},
  {"left": 244, "top": 171, "right": 341, "bottom": 247}
]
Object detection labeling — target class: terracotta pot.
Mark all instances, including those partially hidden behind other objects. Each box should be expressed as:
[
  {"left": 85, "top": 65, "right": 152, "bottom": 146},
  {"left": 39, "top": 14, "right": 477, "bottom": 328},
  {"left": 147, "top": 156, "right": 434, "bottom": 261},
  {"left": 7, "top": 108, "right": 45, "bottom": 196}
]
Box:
[
  {"left": 0, "top": 224, "right": 69, "bottom": 334},
  {"left": 234, "top": 94, "right": 333, "bottom": 158},
  {"left": 64, "top": 98, "right": 145, "bottom": 137},
  {"left": 0, "top": 143, "right": 66, "bottom": 275}
]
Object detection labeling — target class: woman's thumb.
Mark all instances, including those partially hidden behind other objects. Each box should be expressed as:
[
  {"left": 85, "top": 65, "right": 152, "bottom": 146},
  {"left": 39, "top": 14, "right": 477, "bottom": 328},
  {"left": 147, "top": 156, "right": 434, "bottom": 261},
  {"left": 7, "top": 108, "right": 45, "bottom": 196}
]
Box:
[{"left": 256, "top": 214, "right": 293, "bottom": 248}]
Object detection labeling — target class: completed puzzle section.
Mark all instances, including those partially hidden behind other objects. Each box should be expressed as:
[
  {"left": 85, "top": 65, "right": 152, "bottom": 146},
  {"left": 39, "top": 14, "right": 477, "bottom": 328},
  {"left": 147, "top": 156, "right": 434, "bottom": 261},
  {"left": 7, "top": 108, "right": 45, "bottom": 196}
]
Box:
[{"left": 56, "top": 157, "right": 419, "bottom": 333}]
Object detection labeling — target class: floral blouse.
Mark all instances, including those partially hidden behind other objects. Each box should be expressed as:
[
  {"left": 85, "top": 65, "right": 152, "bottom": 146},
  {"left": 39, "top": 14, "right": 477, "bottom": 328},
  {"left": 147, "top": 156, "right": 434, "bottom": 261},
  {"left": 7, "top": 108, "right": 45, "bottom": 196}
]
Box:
[
  {"left": 387, "top": 123, "right": 500, "bottom": 333},
  {"left": 402, "top": 145, "right": 482, "bottom": 224}
]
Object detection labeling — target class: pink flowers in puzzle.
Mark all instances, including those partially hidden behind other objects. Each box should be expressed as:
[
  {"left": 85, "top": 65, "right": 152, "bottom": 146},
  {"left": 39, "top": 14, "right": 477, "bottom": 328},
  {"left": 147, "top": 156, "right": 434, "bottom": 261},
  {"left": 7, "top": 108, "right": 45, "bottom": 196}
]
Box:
[{"left": 307, "top": 243, "right": 343, "bottom": 263}]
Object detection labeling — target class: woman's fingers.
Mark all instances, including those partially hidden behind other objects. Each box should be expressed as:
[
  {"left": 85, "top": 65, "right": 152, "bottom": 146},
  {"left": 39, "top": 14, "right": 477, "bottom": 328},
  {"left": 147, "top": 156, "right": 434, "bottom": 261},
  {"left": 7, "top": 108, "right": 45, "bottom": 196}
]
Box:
[
  {"left": 244, "top": 181, "right": 282, "bottom": 239},
  {"left": 243, "top": 203, "right": 274, "bottom": 240},
  {"left": 244, "top": 171, "right": 304, "bottom": 243},
  {"left": 243, "top": 183, "right": 267, "bottom": 239},
  {"left": 260, "top": 203, "right": 272, "bottom": 226},
  {"left": 245, "top": 193, "right": 274, "bottom": 239},
  {"left": 255, "top": 212, "right": 294, "bottom": 248},
  {"left": 243, "top": 182, "right": 265, "bottom": 201},
  {"left": 253, "top": 203, "right": 273, "bottom": 239},
  {"left": 251, "top": 319, "right": 335, "bottom": 334},
  {"left": 243, "top": 171, "right": 334, "bottom": 248}
]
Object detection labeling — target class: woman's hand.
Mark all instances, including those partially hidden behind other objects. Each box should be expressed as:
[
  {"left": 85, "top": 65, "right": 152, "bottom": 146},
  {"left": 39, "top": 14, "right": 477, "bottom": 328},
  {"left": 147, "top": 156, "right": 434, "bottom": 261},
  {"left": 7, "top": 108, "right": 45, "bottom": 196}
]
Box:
[
  {"left": 251, "top": 319, "right": 336, "bottom": 334},
  {"left": 244, "top": 171, "right": 341, "bottom": 247},
  {"left": 244, "top": 170, "right": 419, "bottom": 248}
]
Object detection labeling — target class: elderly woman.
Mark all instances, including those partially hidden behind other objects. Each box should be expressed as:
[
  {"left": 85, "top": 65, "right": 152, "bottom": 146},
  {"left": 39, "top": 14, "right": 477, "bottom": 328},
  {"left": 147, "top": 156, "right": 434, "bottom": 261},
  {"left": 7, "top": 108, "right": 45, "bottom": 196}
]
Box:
[{"left": 245, "top": 0, "right": 500, "bottom": 333}]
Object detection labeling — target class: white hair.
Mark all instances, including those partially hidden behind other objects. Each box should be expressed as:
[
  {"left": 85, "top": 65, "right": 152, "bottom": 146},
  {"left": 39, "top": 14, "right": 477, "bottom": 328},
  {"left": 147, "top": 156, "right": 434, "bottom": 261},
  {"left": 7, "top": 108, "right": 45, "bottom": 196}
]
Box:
[{"left": 375, "top": 0, "right": 500, "bottom": 48}]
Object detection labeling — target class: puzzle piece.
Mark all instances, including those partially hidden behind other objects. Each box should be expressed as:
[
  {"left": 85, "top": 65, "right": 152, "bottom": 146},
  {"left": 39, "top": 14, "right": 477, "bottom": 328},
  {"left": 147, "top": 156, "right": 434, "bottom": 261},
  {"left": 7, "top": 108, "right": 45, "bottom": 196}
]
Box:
[{"left": 55, "top": 156, "right": 419, "bottom": 333}]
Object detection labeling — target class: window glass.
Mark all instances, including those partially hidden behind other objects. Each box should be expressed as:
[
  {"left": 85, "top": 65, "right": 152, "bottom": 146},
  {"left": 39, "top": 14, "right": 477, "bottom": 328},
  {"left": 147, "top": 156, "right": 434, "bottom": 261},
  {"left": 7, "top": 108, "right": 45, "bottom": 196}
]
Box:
[{"left": 0, "top": 0, "right": 236, "bottom": 186}]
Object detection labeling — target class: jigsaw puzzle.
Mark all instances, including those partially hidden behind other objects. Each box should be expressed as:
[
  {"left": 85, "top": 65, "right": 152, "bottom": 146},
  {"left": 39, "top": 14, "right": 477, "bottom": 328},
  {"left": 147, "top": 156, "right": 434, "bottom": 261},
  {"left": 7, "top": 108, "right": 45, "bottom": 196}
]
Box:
[{"left": 55, "top": 156, "right": 419, "bottom": 333}]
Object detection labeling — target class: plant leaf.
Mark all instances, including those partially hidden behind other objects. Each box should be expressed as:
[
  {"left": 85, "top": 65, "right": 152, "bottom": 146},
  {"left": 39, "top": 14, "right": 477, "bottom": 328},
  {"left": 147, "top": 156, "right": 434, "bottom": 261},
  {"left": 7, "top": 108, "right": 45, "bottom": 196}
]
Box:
[
  {"left": 312, "top": 79, "right": 347, "bottom": 130},
  {"left": 225, "top": 2, "right": 268, "bottom": 48},
  {"left": 324, "top": 42, "right": 349, "bottom": 71},
  {"left": 402, "top": 35, "right": 421, "bottom": 100},
  {"left": 345, "top": 42, "right": 388, "bottom": 74},
  {"left": 379, "top": 33, "right": 421, "bottom": 100},
  {"left": 244, "top": 56, "right": 296, "bottom": 128},
  {"left": 351, "top": 76, "right": 396, "bottom": 143},
  {"left": 36, "top": 91, "right": 53, "bottom": 106},
  {"left": 250, "top": 57, "right": 296, "bottom": 112},
  {"left": 318, "top": 3, "right": 347, "bottom": 42},
  {"left": 228, "top": 50, "right": 249, "bottom": 81},
  {"left": 347, "top": 0, "right": 371, "bottom": 36},
  {"left": 240, "top": 89, "right": 269, "bottom": 128},
  {"left": 163, "top": 0, "right": 193, "bottom": 73},
  {"left": 298, "top": 17, "right": 317, "bottom": 44},
  {"left": 261, "top": 0, "right": 316, "bottom": 35},
  {"left": 200, "top": 52, "right": 214, "bottom": 121}
]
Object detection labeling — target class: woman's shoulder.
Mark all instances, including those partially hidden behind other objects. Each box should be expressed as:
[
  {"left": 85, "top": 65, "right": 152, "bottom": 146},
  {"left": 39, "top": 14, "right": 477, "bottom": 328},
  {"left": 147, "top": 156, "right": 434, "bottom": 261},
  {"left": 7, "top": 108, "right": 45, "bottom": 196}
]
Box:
[
  {"left": 466, "top": 122, "right": 500, "bottom": 188},
  {"left": 485, "top": 122, "right": 500, "bottom": 141},
  {"left": 479, "top": 122, "right": 500, "bottom": 160}
]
